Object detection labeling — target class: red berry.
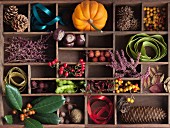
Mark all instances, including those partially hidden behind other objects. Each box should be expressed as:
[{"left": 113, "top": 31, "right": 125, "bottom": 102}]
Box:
[
  {"left": 48, "top": 62, "right": 52, "bottom": 67},
  {"left": 89, "top": 50, "right": 94, "bottom": 58},
  {"left": 52, "top": 60, "right": 56, "bottom": 65},
  {"left": 54, "top": 58, "right": 58, "bottom": 63},
  {"left": 63, "top": 63, "right": 68, "bottom": 68},
  {"left": 81, "top": 67, "right": 85, "bottom": 71},
  {"left": 118, "top": 78, "right": 122, "bottom": 81},
  {"left": 81, "top": 64, "right": 85, "bottom": 68},
  {"left": 60, "top": 66, "right": 64, "bottom": 71},
  {"left": 64, "top": 72, "right": 69, "bottom": 77},
  {"left": 81, "top": 62, "right": 85, "bottom": 65},
  {"left": 71, "top": 69, "right": 75, "bottom": 72},
  {"left": 79, "top": 59, "right": 84, "bottom": 63},
  {"left": 79, "top": 74, "right": 82, "bottom": 77},
  {"left": 59, "top": 70, "right": 64, "bottom": 75}
]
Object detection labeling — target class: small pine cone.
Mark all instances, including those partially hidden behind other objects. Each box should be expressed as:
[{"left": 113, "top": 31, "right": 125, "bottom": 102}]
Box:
[
  {"left": 121, "top": 106, "right": 166, "bottom": 123},
  {"left": 11, "top": 14, "right": 28, "bottom": 32},
  {"left": 4, "top": 5, "right": 18, "bottom": 25},
  {"left": 130, "top": 18, "right": 138, "bottom": 30}
]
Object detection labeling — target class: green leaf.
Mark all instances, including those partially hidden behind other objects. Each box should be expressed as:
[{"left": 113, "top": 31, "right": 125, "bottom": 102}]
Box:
[
  {"left": 5, "top": 84, "right": 22, "bottom": 111},
  {"left": 33, "top": 113, "right": 60, "bottom": 124},
  {"left": 31, "top": 97, "right": 46, "bottom": 105},
  {"left": 24, "top": 118, "right": 43, "bottom": 128},
  {"left": 32, "top": 96, "right": 65, "bottom": 113},
  {"left": 4, "top": 115, "right": 13, "bottom": 124}
]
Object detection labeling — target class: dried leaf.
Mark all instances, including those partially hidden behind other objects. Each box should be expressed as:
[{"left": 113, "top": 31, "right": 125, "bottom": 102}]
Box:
[
  {"left": 156, "top": 65, "right": 159, "bottom": 71},
  {"left": 164, "top": 84, "right": 168, "bottom": 92},
  {"left": 167, "top": 81, "right": 170, "bottom": 93},
  {"left": 164, "top": 77, "right": 170, "bottom": 84},
  {"left": 150, "top": 67, "right": 157, "bottom": 74},
  {"left": 150, "top": 71, "right": 154, "bottom": 77},
  {"left": 160, "top": 74, "right": 164, "bottom": 83},
  {"left": 151, "top": 75, "right": 157, "bottom": 85},
  {"left": 147, "top": 77, "right": 151, "bottom": 87}
]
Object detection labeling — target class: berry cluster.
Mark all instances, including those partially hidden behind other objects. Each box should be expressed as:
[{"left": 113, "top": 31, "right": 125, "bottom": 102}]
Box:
[
  {"left": 12, "top": 103, "right": 35, "bottom": 121},
  {"left": 88, "top": 50, "right": 111, "bottom": 62},
  {"left": 31, "top": 81, "right": 49, "bottom": 93},
  {"left": 48, "top": 58, "right": 85, "bottom": 77},
  {"left": 114, "top": 78, "right": 140, "bottom": 93},
  {"left": 144, "top": 7, "right": 166, "bottom": 31}
]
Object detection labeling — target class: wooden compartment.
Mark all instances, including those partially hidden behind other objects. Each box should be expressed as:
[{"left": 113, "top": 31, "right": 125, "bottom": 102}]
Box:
[
  {"left": 115, "top": 3, "right": 142, "bottom": 31},
  {"left": 88, "top": 65, "right": 113, "bottom": 78},
  {"left": 59, "top": 96, "right": 85, "bottom": 124},
  {"left": 88, "top": 33, "right": 113, "bottom": 48},
  {"left": 143, "top": 3, "right": 168, "bottom": 31},
  {"left": 58, "top": 2, "right": 113, "bottom": 31},
  {"left": 31, "top": 65, "right": 56, "bottom": 78},
  {"left": 117, "top": 96, "right": 168, "bottom": 124},
  {"left": 30, "top": 3, "right": 57, "bottom": 32},
  {"left": 3, "top": 34, "right": 56, "bottom": 63},
  {"left": 3, "top": 4, "right": 29, "bottom": 32}
]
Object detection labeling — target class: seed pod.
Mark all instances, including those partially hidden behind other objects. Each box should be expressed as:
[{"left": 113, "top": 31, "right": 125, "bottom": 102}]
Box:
[{"left": 75, "top": 34, "right": 85, "bottom": 46}]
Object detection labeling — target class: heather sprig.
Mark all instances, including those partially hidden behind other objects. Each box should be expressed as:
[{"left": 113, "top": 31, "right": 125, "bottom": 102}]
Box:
[{"left": 5, "top": 34, "right": 52, "bottom": 63}]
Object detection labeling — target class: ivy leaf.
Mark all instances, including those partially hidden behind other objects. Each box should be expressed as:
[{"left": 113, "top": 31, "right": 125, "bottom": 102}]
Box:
[
  {"left": 4, "top": 115, "right": 13, "bottom": 124},
  {"left": 33, "top": 113, "right": 60, "bottom": 124},
  {"left": 5, "top": 84, "right": 22, "bottom": 111},
  {"left": 24, "top": 118, "right": 43, "bottom": 128},
  {"left": 32, "top": 96, "right": 65, "bottom": 113}
]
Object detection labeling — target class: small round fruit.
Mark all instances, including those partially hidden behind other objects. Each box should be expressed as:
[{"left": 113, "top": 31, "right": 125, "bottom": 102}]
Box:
[
  {"left": 64, "top": 72, "right": 69, "bottom": 77},
  {"left": 12, "top": 110, "right": 17, "bottom": 115},
  {"left": 127, "top": 98, "right": 131, "bottom": 102},
  {"left": 99, "top": 56, "right": 106, "bottom": 62},
  {"left": 23, "top": 109, "right": 27, "bottom": 113},
  {"left": 67, "top": 104, "right": 73, "bottom": 110},
  {"left": 79, "top": 59, "right": 84, "bottom": 63},
  {"left": 119, "top": 88, "right": 123, "bottom": 92},
  {"left": 130, "top": 99, "right": 134, "bottom": 103},
  {"left": 20, "top": 114, "right": 25, "bottom": 118},
  {"left": 59, "top": 70, "right": 64, "bottom": 75},
  {"left": 60, "top": 111, "right": 66, "bottom": 117},
  {"left": 105, "top": 51, "right": 110, "bottom": 58},
  {"left": 92, "top": 57, "right": 98, "bottom": 62},
  {"left": 20, "top": 117, "right": 25, "bottom": 121},
  {"left": 89, "top": 50, "right": 94, "bottom": 58},
  {"left": 28, "top": 111, "right": 33, "bottom": 115},
  {"left": 48, "top": 62, "right": 52, "bottom": 67},
  {"left": 116, "top": 90, "right": 120, "bottom": 93},
  {"left": 39, "top": 82, "right": 45, "bottom": 89},
  {"left": 63, "top": 63, "right": 68, "bottom": 68},
  {"left": 95, "top": 50, "right": 100, "bottom": 57},
  {"left": 75, "top": 34, "right": 85, "bottom": 46},
  {"left": 27, "top": 103, "right": 32, "bottom": 109},
  {"left": 100, "top": 51, "right": 104, "bottom": 56},
  {"left": 32, "top": 110, "right": 36, "bottom": 115}
]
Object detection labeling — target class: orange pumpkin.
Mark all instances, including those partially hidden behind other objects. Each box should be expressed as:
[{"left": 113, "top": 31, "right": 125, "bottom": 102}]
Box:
[{"left": 72, "top": 1, "right": 108, "bottom": 31}]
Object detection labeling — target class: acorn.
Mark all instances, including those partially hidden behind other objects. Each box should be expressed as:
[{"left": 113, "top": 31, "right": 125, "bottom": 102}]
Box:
[
  {"left": 92, "top": 57, "right": 98, "bottom": 62},
  {"left": 75, "top": 34, "right": 85, "bottom": 46},
  {"left": 53, "top": 28, "right": 65, "bottom": 41},
  {"left": 70, "top": 109, "right": 83, "bottom": 123},
  {"left": 99, "top": 56, "right": 106, "bottom": 62}
]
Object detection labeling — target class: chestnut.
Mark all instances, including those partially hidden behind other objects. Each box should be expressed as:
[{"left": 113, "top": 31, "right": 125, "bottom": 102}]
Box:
[
  {"left": 62, "top": 33, "right": 76, "bottom": 47},
  {"left": 75, "top": 34, "right": 85, "bottom": 46},
  {"left": 53, "top": 28, "right": 65, "bottom": 41}
]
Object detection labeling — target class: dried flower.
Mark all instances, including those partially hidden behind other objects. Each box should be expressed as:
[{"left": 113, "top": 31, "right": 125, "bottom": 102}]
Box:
[
  {"left": 107, "top": 50, "right": 149, "bottom": 78},
  {"left": 5, "top": 33, "right": 52, "bottom": 63},
  {"left": 116, "top": 6, "right": 139, "bottom": 31}
]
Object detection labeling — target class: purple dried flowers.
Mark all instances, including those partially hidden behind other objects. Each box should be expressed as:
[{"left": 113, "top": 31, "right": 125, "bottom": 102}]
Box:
[
  {"left": 107, "top": 50, "right": 150, "bottom": 78},
  {"left": 5, "top": 34, "right": 52, "bottom": 63}
]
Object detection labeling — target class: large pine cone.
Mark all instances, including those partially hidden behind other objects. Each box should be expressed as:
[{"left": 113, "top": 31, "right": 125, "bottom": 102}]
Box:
[
  {"left": 121, "top": 106, "right": 166, "bottom": 123},
  {"left": 11, "top": 14, "right": 28, "bottom": 32},
  {"left": 4, "top": 5, "right": 18, "bottom": 25}
]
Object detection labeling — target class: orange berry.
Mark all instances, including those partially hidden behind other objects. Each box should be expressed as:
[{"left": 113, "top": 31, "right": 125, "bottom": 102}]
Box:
[
  {"left": 27, "top": 103, "right": 32, "bottom": 109},
  {"left": 127, "top": 98, "right": 131, "bottom": 102},
  {"left": 20, "top": 114, "right": 25, "bottom": 118},
  {"left": 20, "top": 117, "right": 25, "bottom": 121},
  {"left": 32, "top": 110, "right": 36, "bottom": 115},
  {"left": 12, "top": 110, "right": 17, "bottom": 115},
  {"left": 130, "top": 99, "right": 134, "bottom": 103},
  {"left": 28, "top": 111, "right": 33, "bottom": 115},
  {"left": 116, "top": 90, "right": 120, "bottom": 93},
  {"left": 23, "top": 109, "right": 27, "bottom": 113}
]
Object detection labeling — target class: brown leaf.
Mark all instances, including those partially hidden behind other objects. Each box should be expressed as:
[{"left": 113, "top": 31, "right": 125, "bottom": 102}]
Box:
[
  {"left": 147, "top": 77, "right": 151, "bottom": 87},
  {"left": 160, "top": 74, "right": 164, "bottom": 83},
  {"left": 150, "top": 67, "right": 157, "bottom": 74},
  {"left": 156, "top": 65, "right": 159, "bottom": 72},
  {"left": 151, "top": 75, "right": 157, "bottom": 85}
]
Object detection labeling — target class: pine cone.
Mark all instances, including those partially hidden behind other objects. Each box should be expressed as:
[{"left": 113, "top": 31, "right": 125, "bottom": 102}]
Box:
[
  {"left": 121, "top": 106, "right": 166, "bottom": 123},
  {"left": 4, "top": 5, "right": 18, "bottom": 25},
  {"left": 11, "top": 14, "right": 28, "bottom": 32}
]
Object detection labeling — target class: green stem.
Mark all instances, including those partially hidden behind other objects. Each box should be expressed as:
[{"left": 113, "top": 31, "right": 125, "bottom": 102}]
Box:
[{"left": 88, "top": 19, "right": 103, "bottom": 33}]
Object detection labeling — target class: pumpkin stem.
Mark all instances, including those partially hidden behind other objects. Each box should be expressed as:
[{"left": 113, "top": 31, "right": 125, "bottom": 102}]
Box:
[{"left": 88, "top": 19, "right": 103, "bottom": 33}]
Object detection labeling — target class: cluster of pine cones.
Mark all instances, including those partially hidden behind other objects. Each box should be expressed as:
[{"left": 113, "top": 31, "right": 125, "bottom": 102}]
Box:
[{"left": 4, "top": 5, "right": 28, "bottom": 32}]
